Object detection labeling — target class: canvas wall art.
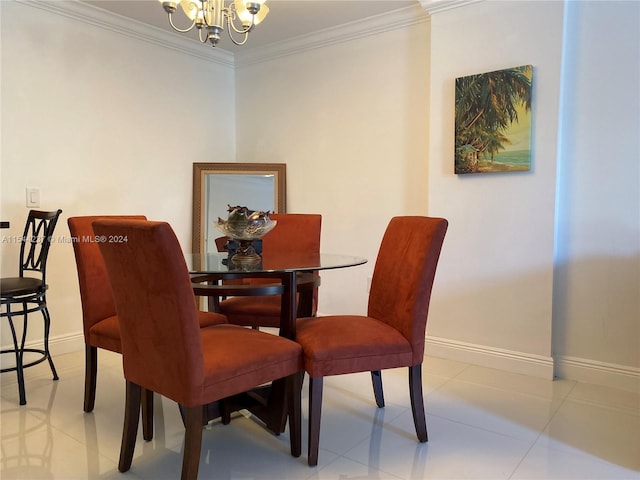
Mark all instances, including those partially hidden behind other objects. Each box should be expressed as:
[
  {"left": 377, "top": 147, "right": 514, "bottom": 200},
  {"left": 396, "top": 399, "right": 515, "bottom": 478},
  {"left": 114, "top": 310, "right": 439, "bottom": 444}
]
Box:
[{"left": 454, "top": 65, "right": 533, "bottom": 174}]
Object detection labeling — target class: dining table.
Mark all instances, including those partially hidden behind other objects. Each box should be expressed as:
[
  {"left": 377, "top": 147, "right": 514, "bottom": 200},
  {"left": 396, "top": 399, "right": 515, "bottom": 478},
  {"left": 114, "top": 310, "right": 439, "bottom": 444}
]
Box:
[
  {"left": 187, "top": 251, "right": 366, "bottom": 335},
  {"left": 184, "top": 250, "right": 367, "bottom": 433}
]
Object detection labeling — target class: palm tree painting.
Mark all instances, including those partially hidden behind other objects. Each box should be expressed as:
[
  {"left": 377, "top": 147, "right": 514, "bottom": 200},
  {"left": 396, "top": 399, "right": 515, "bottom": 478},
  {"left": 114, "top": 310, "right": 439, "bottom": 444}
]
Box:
[{"left": 455, "top": 65, "right": 533, "bottom": 174}]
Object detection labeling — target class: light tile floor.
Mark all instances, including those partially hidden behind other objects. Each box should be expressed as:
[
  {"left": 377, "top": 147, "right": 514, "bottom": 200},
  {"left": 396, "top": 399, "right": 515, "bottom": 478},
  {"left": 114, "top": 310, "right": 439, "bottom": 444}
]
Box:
[{"left": 1, "top": 349, "right": 638, "bottom": 479}]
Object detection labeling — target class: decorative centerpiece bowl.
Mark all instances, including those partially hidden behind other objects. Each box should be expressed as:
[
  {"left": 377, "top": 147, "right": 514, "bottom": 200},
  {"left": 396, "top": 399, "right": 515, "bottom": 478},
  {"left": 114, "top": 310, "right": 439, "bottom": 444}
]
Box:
[{"left": 215, "top": 205, "right": 276, "bottom": 266}]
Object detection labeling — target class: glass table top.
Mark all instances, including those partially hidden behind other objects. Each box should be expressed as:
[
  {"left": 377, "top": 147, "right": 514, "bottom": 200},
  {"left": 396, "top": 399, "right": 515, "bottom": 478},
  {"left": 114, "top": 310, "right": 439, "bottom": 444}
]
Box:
[{"left": 186, "top": 252, "right": 367, "bottom": 274}]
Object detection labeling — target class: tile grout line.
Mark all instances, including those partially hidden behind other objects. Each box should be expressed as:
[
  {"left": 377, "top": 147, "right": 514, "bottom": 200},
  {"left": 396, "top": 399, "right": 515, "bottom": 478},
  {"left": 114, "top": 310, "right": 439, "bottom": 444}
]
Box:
[{"left": 506, "top": 380, "right": 579, "bottom": 479}]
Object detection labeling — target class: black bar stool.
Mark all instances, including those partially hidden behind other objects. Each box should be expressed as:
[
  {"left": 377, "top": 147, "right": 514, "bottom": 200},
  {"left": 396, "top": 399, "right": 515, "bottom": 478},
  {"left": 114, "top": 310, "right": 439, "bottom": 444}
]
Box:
[{"left": 1, "top": 209, "right": 62, "bottom": 405}]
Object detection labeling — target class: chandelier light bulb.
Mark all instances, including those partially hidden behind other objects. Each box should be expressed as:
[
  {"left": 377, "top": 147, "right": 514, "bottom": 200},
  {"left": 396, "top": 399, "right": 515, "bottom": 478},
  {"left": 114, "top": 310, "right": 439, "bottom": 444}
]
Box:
[
  {"left": 180, "top": 0, "right": 199, "bottom": 21},
  {"left": 235, "top": 0, "right": 268, "bottom": 27},
  {"left": 159, "top": 0, "right": 181, "bottom": 14}
]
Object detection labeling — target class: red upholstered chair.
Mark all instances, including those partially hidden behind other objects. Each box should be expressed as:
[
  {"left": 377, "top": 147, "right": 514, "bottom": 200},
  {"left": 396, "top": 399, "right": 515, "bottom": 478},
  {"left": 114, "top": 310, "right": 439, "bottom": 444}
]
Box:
[
  {"left": 68, "top": 216, "right": 227, "bottom": 438},
  {"left": 295, "top": 216, "right": 448, "bottom": 466},
  {"left": 93, "top": 219, "right": 303, "bottom": 480},
  {"left": 217, "top": 213, "right": 322, "bottom": 327},
  {"left": 214, "top": 236, "right": 229, "bottom": 252}
]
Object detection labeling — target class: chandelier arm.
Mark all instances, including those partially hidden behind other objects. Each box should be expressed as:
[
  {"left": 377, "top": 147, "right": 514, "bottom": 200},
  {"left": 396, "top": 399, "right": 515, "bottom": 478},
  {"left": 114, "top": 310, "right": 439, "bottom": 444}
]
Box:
[
  {"left": 167, "top": 12, "right": 197, "bottom": 33},
  {"left": 227, "top": 13, "right": 254, "bottom": 34},
  {"left": 224, "top": 14, "right": 250, "bottom": 45},
  {"left": 197, "top": 27, "right": 210, "bottom": 44},
  {"left": 226, "top": 27, "right": 250, "bottom": 45}
]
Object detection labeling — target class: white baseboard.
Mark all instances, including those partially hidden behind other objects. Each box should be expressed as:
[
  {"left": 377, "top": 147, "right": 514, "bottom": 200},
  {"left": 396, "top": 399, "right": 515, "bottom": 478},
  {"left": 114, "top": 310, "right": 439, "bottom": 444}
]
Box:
[
  {"left": 1, "top": 332, "right": 85, "bottom": 358},
  {"left": 20, "top": 330, "right": 637, "bottom": 393},
  {"left": 425, "top": 336, "right": 640, "bottom": 392},
  {"left": 425, "top": 336, "right": 555, "bottom": 379},
  {"left": 554, "top": 355, "right": 640, "bottom": 393},
  {"left": 49, "top": 332, "right": 85, "bottom": 356}
]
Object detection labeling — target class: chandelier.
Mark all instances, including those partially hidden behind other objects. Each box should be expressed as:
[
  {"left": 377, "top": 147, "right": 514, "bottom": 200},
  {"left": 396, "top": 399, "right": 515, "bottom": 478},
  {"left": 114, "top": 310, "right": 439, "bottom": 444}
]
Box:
[{"left": 157, "top": 0, "right": 269, "bottom": 47}]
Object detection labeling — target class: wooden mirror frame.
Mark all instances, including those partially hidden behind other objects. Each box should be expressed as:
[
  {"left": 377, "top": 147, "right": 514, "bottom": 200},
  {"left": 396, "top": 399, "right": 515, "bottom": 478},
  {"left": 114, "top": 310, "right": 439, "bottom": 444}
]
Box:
[{"left": 192, "top": 162, "right": 287, "bottom": 254}]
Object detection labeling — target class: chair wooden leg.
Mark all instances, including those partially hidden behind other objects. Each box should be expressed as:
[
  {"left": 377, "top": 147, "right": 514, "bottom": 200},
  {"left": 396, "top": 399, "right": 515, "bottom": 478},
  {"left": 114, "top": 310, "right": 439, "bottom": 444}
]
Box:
[
  {"left": 141, "top": 388, "right": 154, "bottom": 441},
  {"left": 84, "top": 345, "right": 97, "bottom": 412},
  {"left": 409, "top": 365, "right": 428, "bottom": 443},
  {"left": 287, "top": 372, "right": 302, "bottom": 458},
  {"left": 308, "top": 376, "right": 323, "bottom": 466},
  {"left": 182, "top": 406, "right": 204, "bottom": 480},
  {"left": 371, "top": 370, "right": 385, "bottom": 408},
  {"left": 266, "top": 377, "right": 288, "bottom": 434},
  {"left": 119, "top": 381, "right": 141, "bottom": 473},
  {"left": 220, "top": 398, "right": 232, "bottom": 425}
]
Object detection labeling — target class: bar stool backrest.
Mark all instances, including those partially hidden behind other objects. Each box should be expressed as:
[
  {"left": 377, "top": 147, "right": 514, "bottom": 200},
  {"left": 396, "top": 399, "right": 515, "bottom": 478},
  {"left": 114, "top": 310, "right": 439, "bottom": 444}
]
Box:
[{"left": 18, "top": 209, "right": 63, "bottom": 287}]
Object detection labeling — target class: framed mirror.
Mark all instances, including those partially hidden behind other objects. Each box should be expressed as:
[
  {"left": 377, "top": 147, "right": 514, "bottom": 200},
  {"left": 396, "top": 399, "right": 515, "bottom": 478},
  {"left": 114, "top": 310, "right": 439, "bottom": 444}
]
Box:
[{"left": 192, "top": 163, "right": 286, "bottom": 254}]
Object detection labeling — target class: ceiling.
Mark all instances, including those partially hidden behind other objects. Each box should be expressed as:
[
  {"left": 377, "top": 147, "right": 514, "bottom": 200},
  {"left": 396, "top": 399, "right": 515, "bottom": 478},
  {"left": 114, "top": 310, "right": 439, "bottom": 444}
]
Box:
[{"left": 82, "top": 0, "right": 418, "bottom": 53}]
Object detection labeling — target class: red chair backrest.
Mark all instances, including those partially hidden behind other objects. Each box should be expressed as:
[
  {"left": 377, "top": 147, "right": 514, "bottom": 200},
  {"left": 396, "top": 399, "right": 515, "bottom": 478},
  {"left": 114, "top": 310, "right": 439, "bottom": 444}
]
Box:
[
  {"left": 263, "top": 213, "right": 321, "bottom": 255},
  {"left": 68, "top": 215, "right": 146, "bottom": 340},
  {"left": 93, "top": 219, "right": 204, "bottom": 406},
  {"left": 368, "top": 216, "right": 448, "bottom": 364},
  {"left": 242, "top": 213, "right": 322, "bottom": 291}
]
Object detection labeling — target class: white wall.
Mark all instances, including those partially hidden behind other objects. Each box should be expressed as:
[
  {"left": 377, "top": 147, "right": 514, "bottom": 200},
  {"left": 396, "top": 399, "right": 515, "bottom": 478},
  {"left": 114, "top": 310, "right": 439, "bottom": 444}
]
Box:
[
  {"left": 1, "top": 1, "right": 236, "bottom": 353},
  {"left": 425, "top": 0, "right": 638, "bottom": 387},
  {"left": 236, "top": 0, "right": 638, "bottom": 386},
  {"left": 426, "top": 0, "right": 564, "bottom": 378},
  {"left": 235, "top": 6, "right": 431, "bottom": 316},
  {"left": 2, "top": 0, "right": 637, "bottom": 390},
  {"left": 553, "top": 0, "right": 640, "bottom": 387}
]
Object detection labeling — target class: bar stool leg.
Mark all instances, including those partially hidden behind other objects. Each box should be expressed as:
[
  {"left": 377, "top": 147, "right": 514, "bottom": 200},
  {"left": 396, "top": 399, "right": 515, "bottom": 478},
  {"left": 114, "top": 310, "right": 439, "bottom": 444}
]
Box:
[
  {"left": 4, "top": 309, "right": 27, "bottom": 405},
  {"left": 42, "top": 304, "right": 59, "bottom": 380}
]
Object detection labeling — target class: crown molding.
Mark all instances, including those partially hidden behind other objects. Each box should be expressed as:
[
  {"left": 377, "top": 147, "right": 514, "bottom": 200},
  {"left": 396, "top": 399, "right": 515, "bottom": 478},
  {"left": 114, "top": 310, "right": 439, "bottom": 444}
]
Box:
[
  {"left": 15, "top": 1, "right": 437, "bottom": 69},
  {"left": 15, "top": 0, "right": 234, "bottom": 67},
  {"left": 419, "top": 0, "right": 484, "bottom": 15},
  {"left": 234, "top": 4, "right": 429, "bottom": 68}
]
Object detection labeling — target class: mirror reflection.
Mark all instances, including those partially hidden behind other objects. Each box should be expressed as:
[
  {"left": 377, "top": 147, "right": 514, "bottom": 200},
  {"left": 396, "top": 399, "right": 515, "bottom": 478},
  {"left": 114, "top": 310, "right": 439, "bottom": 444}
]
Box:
[
  {"left": 192, "top": 163, "right": 286, "bottom": 253},
  {"left": 207, "top": 174, "right": 275, "bottom": 226}
]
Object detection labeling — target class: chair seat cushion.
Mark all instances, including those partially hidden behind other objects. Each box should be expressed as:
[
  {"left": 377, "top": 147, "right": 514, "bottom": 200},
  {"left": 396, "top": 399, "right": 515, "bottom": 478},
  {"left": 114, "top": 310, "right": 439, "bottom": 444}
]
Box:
[
  {"left": 0, "top": 277, "right": 44, "bottom": 297},
  {"left": 197, "top": 311, "right": 229, "bottom": 328},
  {"left": 296, "top": 316, "right": 413, "bottom": 377},
  {"left": 218, "top": 295, "right": 284, "bottom": 328},
  {"left": 89, "top": 311, "right": 227, "bottom": 353},
  {"left": 88, "top": 315, "right": 122, "bottom": 352},
  {"left": 196, "top": 325, "right": 303, "bottom": 406}
]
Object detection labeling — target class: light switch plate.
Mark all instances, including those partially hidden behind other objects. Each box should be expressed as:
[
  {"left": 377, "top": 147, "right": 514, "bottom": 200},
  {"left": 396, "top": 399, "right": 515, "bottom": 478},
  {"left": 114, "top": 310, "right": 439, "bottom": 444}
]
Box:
[{"left": 26, "top": 187, "right": 40, "bottom": 208}]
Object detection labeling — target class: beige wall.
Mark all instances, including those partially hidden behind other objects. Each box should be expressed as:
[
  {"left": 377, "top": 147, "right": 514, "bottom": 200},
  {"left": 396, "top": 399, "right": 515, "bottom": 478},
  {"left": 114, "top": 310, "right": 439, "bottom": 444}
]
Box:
[
  {"left": 426, "top": 0, "right": 638, "bottom": 388},
  {"left": 234, "top": 10, "right": 431, "bottom": 316},
  {"left": 552, "top": 0, "right": 640, "bottom": 382},
  {"left": 2, "top": 0, "right": 638, "bottom": 390},
  {"left": 1, "top": 1, "right": 236, "bottom": 352},
  {"left": 235, "top": 0, "right": 638, "bottom": 387},
  {"left": 426, "top": 1, "right": 563, "bottom": 377}
]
